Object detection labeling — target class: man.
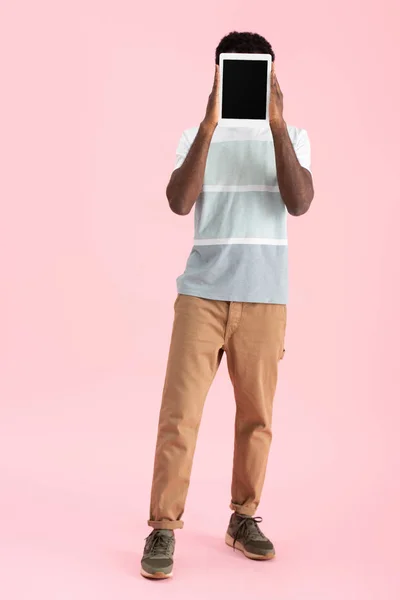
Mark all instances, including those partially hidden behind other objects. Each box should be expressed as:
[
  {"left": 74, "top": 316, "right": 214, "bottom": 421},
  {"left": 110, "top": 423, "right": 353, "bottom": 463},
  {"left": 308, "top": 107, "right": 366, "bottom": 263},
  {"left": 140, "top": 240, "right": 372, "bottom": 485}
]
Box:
[{"left": 141, "top": 31, "right": 314, "bottom": 579}]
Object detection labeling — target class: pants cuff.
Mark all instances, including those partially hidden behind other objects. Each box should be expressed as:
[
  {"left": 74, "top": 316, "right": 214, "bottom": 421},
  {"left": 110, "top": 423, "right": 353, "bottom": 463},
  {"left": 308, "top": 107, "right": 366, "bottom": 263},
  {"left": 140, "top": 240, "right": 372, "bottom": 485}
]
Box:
[
  {"left": 148, "top": 519, "right": 184, "bottom": 530},
  {"left": 230, "top": 502, "right": 256, "bottom": 517}
]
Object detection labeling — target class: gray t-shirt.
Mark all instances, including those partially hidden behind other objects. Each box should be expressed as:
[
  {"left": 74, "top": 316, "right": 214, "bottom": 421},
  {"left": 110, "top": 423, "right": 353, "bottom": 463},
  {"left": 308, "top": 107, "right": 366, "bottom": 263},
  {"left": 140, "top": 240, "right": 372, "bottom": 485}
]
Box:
[{"left": 173, "top": 124, "right": 312, "bottom": 304}]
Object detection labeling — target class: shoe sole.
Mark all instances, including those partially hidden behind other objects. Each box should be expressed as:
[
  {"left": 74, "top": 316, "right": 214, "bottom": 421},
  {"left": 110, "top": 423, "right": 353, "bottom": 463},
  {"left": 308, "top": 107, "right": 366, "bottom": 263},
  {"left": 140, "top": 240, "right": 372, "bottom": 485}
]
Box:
[
  {"left": 225, "top": 533, "right": 275, "bottom": 561},
  {"left": 140, "top": 567, "right": 173, "bottom": 580}
]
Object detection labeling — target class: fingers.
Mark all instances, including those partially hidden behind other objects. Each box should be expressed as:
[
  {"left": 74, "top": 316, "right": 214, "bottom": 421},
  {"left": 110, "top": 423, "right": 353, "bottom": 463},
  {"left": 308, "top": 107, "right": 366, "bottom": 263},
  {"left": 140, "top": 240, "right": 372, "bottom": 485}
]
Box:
[
  {"left": 212, "top": 64, "right": 220, "bottom": 94},
  {"left": 214, "top": 64, "right": 220, "bottom": 85},
  {"left": 271, "top": 71, "right": 282, "bottom": 97}
]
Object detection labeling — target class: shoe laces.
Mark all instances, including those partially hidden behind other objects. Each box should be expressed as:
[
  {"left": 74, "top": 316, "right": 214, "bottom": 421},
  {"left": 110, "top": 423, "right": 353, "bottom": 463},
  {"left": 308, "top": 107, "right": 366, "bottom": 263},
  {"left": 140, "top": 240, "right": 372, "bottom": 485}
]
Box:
[
  {"left": 233, "top": 515, "right": 265, "bottom": 549},
  {"left": 145, "top": 530, "right": 173, "bottom": 556}
]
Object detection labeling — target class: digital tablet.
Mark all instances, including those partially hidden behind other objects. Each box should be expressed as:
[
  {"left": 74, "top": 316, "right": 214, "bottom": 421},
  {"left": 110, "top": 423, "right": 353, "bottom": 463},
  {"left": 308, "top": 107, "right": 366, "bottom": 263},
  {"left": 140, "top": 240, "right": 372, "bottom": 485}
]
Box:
[{"left": 219, "top": 53, "right": 272, "bottom": 127}]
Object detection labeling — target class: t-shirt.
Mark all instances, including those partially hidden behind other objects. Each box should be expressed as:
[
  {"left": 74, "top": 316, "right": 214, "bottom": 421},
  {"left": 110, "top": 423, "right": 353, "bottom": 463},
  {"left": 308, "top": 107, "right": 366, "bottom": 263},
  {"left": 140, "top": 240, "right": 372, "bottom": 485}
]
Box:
[{"left": 173, "top": 123, "right": 312, "bottom": 304}]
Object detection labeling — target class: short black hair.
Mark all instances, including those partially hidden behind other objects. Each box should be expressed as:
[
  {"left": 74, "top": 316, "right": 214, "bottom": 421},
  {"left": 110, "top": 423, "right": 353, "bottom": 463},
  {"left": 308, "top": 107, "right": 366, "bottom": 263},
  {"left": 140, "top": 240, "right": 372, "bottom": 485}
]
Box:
[{"left": 215, "top": 31, "right": 275, "bottom": 65}]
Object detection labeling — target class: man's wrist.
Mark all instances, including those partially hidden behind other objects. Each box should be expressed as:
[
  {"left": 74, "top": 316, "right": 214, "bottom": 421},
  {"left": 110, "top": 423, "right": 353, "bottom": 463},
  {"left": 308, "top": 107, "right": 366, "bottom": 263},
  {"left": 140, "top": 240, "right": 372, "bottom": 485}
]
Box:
[
  {"left": 270, "top": 118, "right": 286, "bottom": 134},
  {"left": 200, "top": 119, "right": 217, "bottom": 137}
]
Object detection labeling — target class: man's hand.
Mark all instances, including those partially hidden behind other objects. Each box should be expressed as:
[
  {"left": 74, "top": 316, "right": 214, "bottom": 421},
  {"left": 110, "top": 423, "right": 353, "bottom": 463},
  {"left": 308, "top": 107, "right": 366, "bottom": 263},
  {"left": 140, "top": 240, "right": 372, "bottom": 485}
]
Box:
[
  {"left": 202, "top": 64, "right": 220, "bottom": 131},
  {"left": 166, "top": 65, "right": 219, "bottom": 215},
  {"left": 267, "top": 64, "right": 314, "bottom": 216},
  {"left": 269, "top": 66, "right": 284, "bottom": 127}
]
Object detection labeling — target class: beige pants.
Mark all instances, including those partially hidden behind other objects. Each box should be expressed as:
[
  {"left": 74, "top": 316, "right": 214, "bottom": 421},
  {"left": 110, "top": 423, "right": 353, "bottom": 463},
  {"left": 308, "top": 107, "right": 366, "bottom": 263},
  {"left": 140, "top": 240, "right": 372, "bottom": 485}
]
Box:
[{"left": 148, "top": 293, "right": 287, "bottom": 529}]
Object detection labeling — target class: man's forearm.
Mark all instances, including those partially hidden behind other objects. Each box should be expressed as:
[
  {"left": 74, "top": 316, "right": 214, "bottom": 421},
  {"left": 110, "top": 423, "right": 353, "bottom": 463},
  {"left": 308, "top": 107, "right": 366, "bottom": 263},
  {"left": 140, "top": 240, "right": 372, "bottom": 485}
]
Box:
[
  {"left": 167, "top": 121, "right": 216, "bottom": 215},
  {"left": 271, "top": 120, "right": 314, "bottom": 216}
]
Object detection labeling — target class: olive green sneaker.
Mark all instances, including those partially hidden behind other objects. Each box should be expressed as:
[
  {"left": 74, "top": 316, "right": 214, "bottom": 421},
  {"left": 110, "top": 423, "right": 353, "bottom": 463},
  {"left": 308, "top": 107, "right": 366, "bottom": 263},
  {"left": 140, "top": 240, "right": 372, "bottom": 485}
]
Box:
[
  {"left": 225, "top": 513, "right": 275, "bottom": 560},
  {"left": 140, "top": 529, "right": 175, "bottom": 579}
]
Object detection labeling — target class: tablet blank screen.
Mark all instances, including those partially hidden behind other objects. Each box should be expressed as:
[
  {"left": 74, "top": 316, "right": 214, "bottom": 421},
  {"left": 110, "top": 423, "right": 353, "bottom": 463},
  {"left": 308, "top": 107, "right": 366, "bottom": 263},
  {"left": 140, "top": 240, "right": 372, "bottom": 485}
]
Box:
[{"left": 222, "top": 59, "right": 268, "bottom": 120}]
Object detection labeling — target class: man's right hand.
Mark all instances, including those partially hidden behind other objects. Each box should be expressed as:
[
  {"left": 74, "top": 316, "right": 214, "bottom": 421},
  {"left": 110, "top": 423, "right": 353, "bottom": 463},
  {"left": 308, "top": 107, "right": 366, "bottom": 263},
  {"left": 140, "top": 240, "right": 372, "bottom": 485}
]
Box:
[
  {"left": 166, "top": 65, "right": 220, "bottom": 215},
  {"left": 202, "top": 64, "right": 220, "bottom": 131}
]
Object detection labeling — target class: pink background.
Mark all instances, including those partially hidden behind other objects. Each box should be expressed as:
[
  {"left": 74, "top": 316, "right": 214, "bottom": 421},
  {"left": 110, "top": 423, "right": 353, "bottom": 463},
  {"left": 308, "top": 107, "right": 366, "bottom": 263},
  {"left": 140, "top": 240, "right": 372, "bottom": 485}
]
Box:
[{"left": 1, "top": 0, "right": 399, "bottom": 598}]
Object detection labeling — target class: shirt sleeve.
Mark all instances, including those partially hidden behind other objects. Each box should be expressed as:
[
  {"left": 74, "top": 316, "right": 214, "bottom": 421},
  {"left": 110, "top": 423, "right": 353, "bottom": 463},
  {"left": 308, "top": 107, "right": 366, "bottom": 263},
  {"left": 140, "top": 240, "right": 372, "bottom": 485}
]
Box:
[
  {"left": 294, "top": 128, "right": 312, "bottom": 174},
  {"left": 173, "top": 130, "right": 191, "bottom": 170}
]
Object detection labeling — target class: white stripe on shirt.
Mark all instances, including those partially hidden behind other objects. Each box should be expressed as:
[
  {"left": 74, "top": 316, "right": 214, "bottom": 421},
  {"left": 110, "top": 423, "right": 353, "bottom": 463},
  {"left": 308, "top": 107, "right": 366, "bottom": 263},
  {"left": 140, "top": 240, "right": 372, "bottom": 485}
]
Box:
[{"left": 193, "top": 238, "right": 288, "bottom": 246}]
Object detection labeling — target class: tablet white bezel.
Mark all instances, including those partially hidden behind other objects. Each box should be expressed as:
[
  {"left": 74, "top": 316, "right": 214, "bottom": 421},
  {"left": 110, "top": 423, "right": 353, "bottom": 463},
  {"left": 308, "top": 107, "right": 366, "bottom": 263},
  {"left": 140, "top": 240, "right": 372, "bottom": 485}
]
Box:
[{"left": 218, "top": 52, "right": 272, "bottom": 128}]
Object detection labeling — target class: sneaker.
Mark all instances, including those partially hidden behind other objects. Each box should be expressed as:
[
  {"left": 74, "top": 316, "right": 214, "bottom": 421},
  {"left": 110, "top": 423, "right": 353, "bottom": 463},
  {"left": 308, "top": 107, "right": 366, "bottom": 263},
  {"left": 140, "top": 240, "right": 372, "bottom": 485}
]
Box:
[
  {"left": 225, "top": 513, "right": 275, "bottom": 560},
  {"left": 140, "top": 529, "right": 175, "bottom": 579}
]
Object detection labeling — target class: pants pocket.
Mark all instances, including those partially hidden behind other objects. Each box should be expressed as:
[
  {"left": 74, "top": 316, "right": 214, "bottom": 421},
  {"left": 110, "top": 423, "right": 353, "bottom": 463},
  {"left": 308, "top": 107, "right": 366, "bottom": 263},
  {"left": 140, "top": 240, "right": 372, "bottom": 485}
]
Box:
[{"left": 173, "top": 294, "right": 181, "bottom": 310}]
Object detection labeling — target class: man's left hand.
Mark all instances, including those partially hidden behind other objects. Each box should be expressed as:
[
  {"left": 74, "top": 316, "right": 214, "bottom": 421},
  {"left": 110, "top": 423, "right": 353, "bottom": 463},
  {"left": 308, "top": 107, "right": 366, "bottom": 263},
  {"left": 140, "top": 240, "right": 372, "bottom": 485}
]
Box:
[{"left": 269, "top": 68, "right": 284, "bottom": 126}]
